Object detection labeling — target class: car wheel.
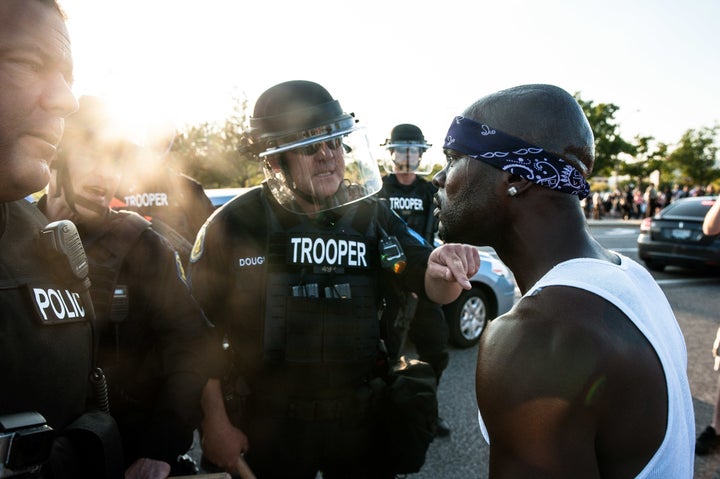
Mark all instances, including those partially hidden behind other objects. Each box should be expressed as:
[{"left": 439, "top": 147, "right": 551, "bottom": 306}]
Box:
[
  {"left": 644, "top": 259, "right": 665, "bottom": 272},
  {"left": 445, "top": 286, "right": 491, "bottom": 349}
]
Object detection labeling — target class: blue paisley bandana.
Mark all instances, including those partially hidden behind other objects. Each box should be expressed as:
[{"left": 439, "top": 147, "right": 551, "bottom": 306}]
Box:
[{"left": 443, "top": 116, "right": 590, "bottom": 199}]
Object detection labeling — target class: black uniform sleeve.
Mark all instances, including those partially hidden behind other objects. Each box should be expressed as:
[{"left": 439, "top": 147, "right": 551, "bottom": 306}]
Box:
[
  {"left": 122, "top": 229, "right": 214, "bottom": 463},
  {"left": 178, "top": 173, "right": 215, "bottom": 237},
  {"left": 186, "top": 196, "right": 258, "bottom": 381}
]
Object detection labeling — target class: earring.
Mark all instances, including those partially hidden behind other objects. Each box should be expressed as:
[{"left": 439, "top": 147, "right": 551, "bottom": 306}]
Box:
[{"left": 507, "top": 186, "right": 518, "bottom": 197}]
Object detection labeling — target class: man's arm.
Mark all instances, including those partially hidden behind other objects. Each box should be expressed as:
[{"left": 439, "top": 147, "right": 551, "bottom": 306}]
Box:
[
  {"left": 704, "top": 198, "right": 720, "bottom": 235},
  {"left": 200, "top": 379, "right": 249, "bottom": 476}
]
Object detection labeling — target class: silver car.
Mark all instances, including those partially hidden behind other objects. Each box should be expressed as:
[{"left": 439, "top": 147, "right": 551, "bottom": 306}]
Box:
[{"left": 442, "top": 247, "right": 518, "bottom": 348}]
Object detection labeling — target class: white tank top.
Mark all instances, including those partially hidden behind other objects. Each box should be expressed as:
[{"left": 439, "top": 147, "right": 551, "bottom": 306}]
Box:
[{"left": 477, "top": 254, "right": 694, "bottom": 478}]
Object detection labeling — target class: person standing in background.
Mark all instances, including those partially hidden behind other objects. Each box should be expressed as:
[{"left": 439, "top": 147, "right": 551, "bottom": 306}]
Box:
[
  {"left": 696, "top": 196, "right": 720, "bottom": 455},
  {"left": 114, "top": 133, "right": 214, "bottom": 265},
  {"left": 377, "top": 123, "right": 451, "bottom": 436},
  {"left": 40, "top": 95, "right": 214, "bottom": 478}
]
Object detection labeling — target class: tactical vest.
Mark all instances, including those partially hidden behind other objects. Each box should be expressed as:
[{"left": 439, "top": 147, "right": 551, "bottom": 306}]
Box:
[
  {"left": 380, "top": 176, "right": 436, "bottom": 244},
  {"left": 0, "top": 200, "right": 92, "bottom": 430},
  {"left": 80, "top": 211, "right": 151, "bottom": 359},
  {"left": 227, "top": 192, "right": 385, "bottom": 397}
]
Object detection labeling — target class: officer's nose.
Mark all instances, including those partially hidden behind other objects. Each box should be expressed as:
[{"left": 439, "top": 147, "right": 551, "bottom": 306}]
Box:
[{"left": 316, "top": 141, "right": 334, "bottom": 160}]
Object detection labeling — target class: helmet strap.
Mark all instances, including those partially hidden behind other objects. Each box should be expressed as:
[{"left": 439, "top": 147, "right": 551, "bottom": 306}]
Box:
[{"left": 53, "top": 159, "right": 110, "bottom": 217}]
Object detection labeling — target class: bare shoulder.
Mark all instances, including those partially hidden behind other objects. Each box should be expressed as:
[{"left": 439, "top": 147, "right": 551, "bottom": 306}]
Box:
[
  {"left": 476, "top": 284, "right": 667, "bottom": 473},
  {"left": 477, "top": 286, "right": 609, "bottom": 400},
  {"left": 478, "top": 284, "right": 662, "bottom": 391}
]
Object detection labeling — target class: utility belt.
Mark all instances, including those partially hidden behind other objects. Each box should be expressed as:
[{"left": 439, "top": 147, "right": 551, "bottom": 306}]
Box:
[
  {"left": 222, "top": 373, "right": 383, "bottom": 426},
  {"left": 254, "top": 388, "right": 378, "bottom": 423}
]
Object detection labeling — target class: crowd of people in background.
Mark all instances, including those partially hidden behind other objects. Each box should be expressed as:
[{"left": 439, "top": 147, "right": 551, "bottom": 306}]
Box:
[{"left": 582, "top": 182, "right": 718, "bottom": 220}]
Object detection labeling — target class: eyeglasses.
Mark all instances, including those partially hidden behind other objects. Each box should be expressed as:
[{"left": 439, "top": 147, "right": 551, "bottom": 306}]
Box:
[
  {"left": 295, "top": 137, "right": 344, "bottom": 156},
  {"left": 392, "top": 146, "right": 421, "bottom": 155}
]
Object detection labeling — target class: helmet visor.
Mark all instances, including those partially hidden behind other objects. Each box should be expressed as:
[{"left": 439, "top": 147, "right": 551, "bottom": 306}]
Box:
[
  {"left": 381, "top": 142, "right": 435, "bottom": 175},
  {"left": 262, "top": 125, "right": 381, "bottom": 214}
]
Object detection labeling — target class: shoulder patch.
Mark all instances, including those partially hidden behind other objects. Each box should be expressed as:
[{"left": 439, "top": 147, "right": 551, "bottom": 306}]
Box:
[
  {"left": 175, "top": 251, "right": 188, "bottom": 285},
  {"left": 190, "top": 223, "right": 206, "bottom": 263}
]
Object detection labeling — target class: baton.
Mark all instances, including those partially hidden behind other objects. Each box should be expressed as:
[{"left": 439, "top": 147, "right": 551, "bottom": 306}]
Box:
[
  {"left": 237, "top": 455, "right": 257, "bottom": 479},
  {"left": 169, "top": 474, "right": 231, "bottom": 478}
]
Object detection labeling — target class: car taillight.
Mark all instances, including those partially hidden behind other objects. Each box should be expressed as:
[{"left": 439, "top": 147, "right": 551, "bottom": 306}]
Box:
[{"left": 640, "top": 217, "right": 653, "bottom": 233}]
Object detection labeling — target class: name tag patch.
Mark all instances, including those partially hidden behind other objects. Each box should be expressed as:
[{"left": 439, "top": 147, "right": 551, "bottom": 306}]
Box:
[
  {"left": 288, "top": 235, "right": 369, "bottom": 268},
  {"left": 27, "top": 284, "right": 88, "bottom": 325},
  {"left": 389, "top": 196, "right": 424, "bottom": 211},
  {"left": 124, "top": 192, "right": 169, "bottom": 207}
]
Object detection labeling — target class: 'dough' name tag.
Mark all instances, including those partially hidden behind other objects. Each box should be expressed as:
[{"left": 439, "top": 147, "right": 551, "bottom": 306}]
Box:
[{"left": 27, "top": 284, "right": 88, "bottom": 325}]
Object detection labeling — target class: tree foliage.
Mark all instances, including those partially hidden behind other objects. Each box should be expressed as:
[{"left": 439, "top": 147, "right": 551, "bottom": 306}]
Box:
[
  {"left": 168, "top": 96, "right": 263, "bottom": 188},
  {"left": 666, "top": 126, "right": 720, "bottom": 186},
  {"left": 620, "top": 136, "right": 669, "bottom": 184},
  {"left": 574, "top": 93, "right": 635, "bottom": 178}
]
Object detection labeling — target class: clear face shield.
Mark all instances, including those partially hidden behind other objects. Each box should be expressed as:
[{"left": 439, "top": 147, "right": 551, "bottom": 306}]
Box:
[
  {"left": 380, "top": 143, "right": 435, "bottom": 175},
  {"left": 260, "top": 123, "right": 382, "bottom": 215}
]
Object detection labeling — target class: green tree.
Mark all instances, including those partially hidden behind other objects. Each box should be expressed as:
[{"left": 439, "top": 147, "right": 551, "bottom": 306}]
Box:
[
  {"left": 574, "top": 94, "right": 635, "bottom": 178},
  {"left": 666, "top": 126, "right": 720, "bottom": 186},
  {"left": 169, "top": 95, "right": 263, "bottom": 188},
  {"left": 620, "top": 136, "right": 670, "bottom": 186}
]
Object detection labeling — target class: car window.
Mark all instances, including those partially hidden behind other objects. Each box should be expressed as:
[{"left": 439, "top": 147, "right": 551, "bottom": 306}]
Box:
[{"left": 663, "top": 199, "right": 715, "bottom": 217}]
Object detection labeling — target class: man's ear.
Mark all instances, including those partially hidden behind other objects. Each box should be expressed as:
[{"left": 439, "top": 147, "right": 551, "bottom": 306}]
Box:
[{"left": 507, "top": 174, "right": 533, "bottom": 196}]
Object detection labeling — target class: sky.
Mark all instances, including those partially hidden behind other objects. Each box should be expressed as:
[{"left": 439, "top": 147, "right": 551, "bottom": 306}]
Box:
[{"left": 61, "top": 0, "right": 720, "bottom": 163}]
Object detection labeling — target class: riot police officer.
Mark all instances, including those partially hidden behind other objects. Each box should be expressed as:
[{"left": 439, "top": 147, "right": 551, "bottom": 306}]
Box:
[
  {"left": 378, "top": 124, "right": 451, "bottom": 436},
  {"left": 188, "top": 80, "right": 478, "bottom": 478},
  {"left": 39, "top": 95, "right": 214, "bottom": 478},
  {"left": 114, "top": 135, "right": 215, "bottom": 259},
  {"left": 0, "top": 2, "right": 124, "bottom": 477}
]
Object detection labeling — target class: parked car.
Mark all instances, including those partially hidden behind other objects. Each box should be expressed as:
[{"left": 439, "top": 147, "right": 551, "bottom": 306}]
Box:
[
  {"left": 205, "top": 187, "right": 254, "bottom": 208},
  {"left": 204, "top": 187, "right": 518, "bottom": 348},
  {"left": 637, "top": 196, "right": 720, "bottom": 272},
  {"left": 442, "top": 246, "right": 517, "bottom": 348}
]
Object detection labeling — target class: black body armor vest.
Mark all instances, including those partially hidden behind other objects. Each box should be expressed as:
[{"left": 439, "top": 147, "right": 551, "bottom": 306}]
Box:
[
  {"left": 0, "top": 200, "right": 92, "bottom": 430},
  {"left": 262, "top": 202, "right": 382, "bottom": 394}
]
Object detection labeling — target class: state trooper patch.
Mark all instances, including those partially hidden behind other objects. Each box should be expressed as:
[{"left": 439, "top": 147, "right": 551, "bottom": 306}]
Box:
[
  {"left": 190, "top": 224, "right": 206, "bottom": 263},
  {"left": 287, "top": 235, "right": 370, "bottom": 268},
  {"left": 174, "top": 251, "right": 188, "bottom": 285}
]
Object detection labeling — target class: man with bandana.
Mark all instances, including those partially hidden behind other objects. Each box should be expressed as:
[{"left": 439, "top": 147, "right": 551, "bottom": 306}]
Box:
[{"left": 433, "top": 84, "right": 694, "bottom": 477}]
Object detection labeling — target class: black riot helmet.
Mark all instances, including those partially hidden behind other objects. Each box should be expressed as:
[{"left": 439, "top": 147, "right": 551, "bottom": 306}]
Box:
[
  {"left": 380, "top": 123, "right": 434, "bottom": 175},
  {"left": 240, "top": 80, "right": 382, "bottom": 214}
]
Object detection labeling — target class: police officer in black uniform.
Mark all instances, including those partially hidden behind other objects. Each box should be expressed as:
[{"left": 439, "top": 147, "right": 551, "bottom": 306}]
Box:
[
  {"left": 0, "top": 2, "right": 124, "bottom": 478},
  {"left": 38, "top": 96, "right": 214, "bottom": 478},
  {"left": 114, "top": 136, "right": 215, "bottom": 261},
  {"left": 188, "top": 80, "right": 479, "bottom": 478},
  {"left": 378, "top": 124, "right": 451, "bottom": 436}
]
